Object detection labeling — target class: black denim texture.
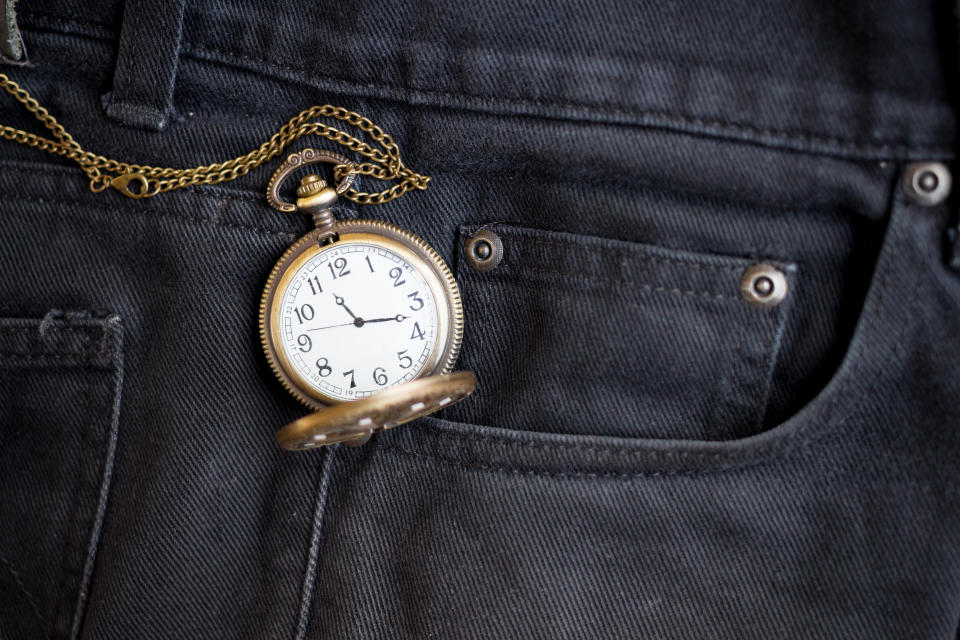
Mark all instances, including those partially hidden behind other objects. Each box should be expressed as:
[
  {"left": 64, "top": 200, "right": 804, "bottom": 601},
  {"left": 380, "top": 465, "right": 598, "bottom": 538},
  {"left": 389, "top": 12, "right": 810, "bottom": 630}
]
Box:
[
  {"left": 0, "top": 0, "right": 958, "bottom": 638},
  {"left": 0, "top": 312, "right": 122, "bottom": 639}
]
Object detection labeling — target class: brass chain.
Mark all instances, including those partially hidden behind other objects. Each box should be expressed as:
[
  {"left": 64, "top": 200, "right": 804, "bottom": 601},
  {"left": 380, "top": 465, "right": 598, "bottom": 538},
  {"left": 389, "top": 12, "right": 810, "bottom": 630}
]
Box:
[{"left": 0, "top": 72, "right": 429, "bottom": 204}]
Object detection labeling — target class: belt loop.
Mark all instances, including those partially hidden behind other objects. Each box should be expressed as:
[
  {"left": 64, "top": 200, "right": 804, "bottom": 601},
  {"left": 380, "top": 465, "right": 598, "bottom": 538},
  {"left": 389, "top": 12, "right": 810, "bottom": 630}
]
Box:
[{"left": 103, "top": 0, "right": 187, "bottom": 131}]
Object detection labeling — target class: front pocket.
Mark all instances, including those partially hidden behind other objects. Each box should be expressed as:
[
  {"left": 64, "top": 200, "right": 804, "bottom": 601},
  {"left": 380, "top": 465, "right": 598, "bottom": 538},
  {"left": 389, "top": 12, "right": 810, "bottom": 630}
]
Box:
[
  {"left": 0, "top": 311, "right": 123, "bottom": 639},
  {"left": 446, "top": 225, "right": 796, "bottom": 440}
]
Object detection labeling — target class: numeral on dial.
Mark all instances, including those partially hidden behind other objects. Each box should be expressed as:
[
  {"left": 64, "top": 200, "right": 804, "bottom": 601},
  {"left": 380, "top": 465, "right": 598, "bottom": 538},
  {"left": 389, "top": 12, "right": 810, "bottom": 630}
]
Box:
[
  {"left": 397, "top": 349, "right": 413, "bottom": 369},
  {"left": 343, "top": 369, "right": 356, "bottom": 388},
  {"left": 294, "top": 304, "right": 314, "bottom": 324},
  {"left": 365, "top": 256, "right": 375, "bottom": 273},
  {"left": 297, "top": 334, "right": 312, "bottom": 352},
  {"left": 373, "top": 367, "right": 388, "bottom": 385},
  {"left": 316, "top": 358, "right": 332, "bottom": 377},
  {"left": 306, "top": 275, "right": 322, "bottom": 296},
  {"left": 328, "top": 257, "right": 350, "bottom": 279},
  {"left": 408, "top": 291, "right": 424, "bottom": 311},
  {"left": 410, "top": 321, "right": 425, "bottom": 341},
  {"left": 389, "top": 266, "right": 406, "bottom": 287}
]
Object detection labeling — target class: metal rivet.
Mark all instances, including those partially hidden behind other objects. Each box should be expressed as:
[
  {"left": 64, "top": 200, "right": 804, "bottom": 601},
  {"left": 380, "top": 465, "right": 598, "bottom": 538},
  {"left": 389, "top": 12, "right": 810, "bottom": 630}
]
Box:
[
  {"left": 752, "top": 276, "right": 774, "bottom": 296},
  {"left": 740, "top": 264, "right": 788, "bottom": 309},
  {"left": 903, "top": 162, "right": 951, "bottom": 206},
  {"left": 463, "top": 229, "right": 504, "bottom": 272}
]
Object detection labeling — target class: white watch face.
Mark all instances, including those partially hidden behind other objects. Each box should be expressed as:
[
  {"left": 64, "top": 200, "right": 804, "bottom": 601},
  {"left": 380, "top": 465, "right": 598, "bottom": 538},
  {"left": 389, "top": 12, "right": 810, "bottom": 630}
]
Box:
[{"left": 277, "top": 240, "right": 440, "bottom": 402}]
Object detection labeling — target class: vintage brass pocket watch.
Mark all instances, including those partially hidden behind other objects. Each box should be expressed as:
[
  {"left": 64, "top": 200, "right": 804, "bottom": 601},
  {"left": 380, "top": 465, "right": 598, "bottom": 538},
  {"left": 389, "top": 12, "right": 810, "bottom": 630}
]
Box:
[
  {"left": 260, "top": 149, "right": 475, "bottom": 449},
  {"left": 0, "top": 73, "right": 474, "bottom": 448}
]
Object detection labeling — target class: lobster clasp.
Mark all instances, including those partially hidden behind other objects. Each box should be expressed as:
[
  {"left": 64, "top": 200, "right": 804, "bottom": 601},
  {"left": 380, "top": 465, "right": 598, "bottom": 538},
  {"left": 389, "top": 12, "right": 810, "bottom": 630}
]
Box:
[{"left": 111, "top": 173, "right": 152, "bottom": 199}]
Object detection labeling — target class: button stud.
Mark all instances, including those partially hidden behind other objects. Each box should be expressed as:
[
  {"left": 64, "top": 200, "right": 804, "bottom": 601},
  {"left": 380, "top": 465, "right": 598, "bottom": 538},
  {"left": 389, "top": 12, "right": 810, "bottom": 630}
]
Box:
[
  {"left": 473, "top": 240, "right": 492, "bottom": 260},
  {"left": 752, "top": 276, "right": 774, "bottom": 297},
  {"left": 464, "top": 229, "right": 504, "bottom": 272},
  {"left": 741, "top": 264, "right": 788, "bottom": 309},
  {"left": 902, "top": 162, "right": 951, "bottom": 206}
]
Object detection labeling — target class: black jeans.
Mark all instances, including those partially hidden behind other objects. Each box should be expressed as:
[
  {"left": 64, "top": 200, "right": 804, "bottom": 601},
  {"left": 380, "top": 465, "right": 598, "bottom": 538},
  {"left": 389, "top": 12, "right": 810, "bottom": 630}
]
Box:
[{"left": 1, "top": 0, "right": 958, "bottom": 638}]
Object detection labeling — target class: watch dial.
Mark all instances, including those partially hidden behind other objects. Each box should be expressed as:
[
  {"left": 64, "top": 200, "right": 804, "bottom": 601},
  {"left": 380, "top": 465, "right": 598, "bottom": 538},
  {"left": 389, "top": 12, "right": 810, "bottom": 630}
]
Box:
[{"left": 277, "top": 240, "right": 440, "bottom": 402}]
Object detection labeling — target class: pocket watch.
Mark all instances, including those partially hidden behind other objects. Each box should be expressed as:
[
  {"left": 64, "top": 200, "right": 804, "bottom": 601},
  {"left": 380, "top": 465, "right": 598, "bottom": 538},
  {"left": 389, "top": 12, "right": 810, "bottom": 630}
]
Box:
[{"left": 260, "top": 148, "right": 476, "bottom": 449}]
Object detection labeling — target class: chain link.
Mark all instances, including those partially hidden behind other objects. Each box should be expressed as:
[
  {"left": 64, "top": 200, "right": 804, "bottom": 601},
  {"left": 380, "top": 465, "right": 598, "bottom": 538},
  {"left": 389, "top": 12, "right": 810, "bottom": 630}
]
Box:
[{"left": 0, "top": 73, "right": 430, "bottom": 203}]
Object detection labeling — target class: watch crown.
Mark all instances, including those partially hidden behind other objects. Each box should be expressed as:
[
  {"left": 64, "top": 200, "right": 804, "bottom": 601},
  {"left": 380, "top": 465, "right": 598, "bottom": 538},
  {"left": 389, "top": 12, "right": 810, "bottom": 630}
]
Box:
[{"left": 297, "top": 174, "right": 328, "bottom": 197}]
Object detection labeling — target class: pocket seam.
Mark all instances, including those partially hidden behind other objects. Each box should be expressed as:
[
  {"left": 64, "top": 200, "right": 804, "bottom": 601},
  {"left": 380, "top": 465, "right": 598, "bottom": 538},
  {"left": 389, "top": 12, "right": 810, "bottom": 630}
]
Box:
[
  {"left": 514, "top": 235, "right": 751, "bottom": 272},
  {"left": 380, "top": 438, "right": 802, "bottom": 479},
  {"left": 0, "top": 555, "right": 42, "bottom": 625},
  {"left": 404, "top": 423, "right": 791, "bottom": 462},
  {"left": 0, "top": 313, "right": 121, "bottom": 362},
  {"left": 502, "top": 265, "right": 744, "bottom": 301},
  {"left": 0, "top": 354, "right": 107, "bottom": 366}
]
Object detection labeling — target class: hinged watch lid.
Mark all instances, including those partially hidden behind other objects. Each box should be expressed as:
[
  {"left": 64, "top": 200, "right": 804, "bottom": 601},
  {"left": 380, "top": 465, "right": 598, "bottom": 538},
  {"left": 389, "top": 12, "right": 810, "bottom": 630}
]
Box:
[{"left": 275, "top": 371, "right": 476, "bottom": 450}]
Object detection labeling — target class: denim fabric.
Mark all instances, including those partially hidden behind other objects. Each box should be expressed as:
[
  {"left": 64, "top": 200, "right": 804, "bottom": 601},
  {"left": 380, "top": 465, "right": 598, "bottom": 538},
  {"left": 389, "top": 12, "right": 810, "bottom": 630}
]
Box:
[
  {"left": 0, "top": 312, "right": 122, "bottom": 639},
  {"left": 1, "top": 0, "right": 958, "bottom": 638}
]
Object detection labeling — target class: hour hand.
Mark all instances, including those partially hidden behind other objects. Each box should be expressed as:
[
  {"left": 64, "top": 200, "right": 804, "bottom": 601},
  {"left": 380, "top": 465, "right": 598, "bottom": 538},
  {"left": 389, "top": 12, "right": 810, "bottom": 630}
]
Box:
[{"left": 333, "top": 294, "right": 357, "bottom": 320}]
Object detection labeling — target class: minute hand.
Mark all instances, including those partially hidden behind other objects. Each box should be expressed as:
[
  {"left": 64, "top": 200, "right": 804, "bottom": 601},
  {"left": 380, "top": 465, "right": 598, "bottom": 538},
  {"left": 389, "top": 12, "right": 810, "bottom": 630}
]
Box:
[
  {"left": 364, "top": 314, "right": 408, "bottom": 324},
  {"left": 306, "top": 315, "right": 407, "bottom": 331}
]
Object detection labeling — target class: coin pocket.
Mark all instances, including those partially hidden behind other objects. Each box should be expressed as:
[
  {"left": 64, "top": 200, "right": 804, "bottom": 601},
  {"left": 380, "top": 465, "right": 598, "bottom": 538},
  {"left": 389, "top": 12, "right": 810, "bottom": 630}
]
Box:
[{"left": 445, "top": 225, "right": 796, "bottom": 441}]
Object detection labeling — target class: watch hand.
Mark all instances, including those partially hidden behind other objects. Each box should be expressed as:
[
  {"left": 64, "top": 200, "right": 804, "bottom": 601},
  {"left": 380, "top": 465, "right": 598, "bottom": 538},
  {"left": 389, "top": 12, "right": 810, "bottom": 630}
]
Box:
[
  {"left": 333, "top": 294, "right": 357, "bottom": 320},
  {"left": 363, "top": 314, "right": 409, "bottom": 324},
  {"left": 306, "top": 321, "right": 358, "bottom": 331},
  {"left": 306, "top": 314, "right": 406, "bottom": 330}
]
